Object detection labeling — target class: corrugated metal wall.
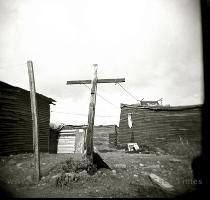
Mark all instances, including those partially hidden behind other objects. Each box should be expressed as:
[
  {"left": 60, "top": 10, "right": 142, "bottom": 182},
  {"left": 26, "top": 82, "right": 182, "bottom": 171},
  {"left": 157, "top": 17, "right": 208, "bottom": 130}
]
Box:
[
  {"left": 57, "top": 129, "right": 76, "bottom": 153},
  {"left": 0, "top": 81, "right": 54, "bottom": 155},
  {"left": 118, "top": 104, "right": 202, "bottom": 151},
  {"left": 57, "top": 125, "right": 87, "bottom": 153}
]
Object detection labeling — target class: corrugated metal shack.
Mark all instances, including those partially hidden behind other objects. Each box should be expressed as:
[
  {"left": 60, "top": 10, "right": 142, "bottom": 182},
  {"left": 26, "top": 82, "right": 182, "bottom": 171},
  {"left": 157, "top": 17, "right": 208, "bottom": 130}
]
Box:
[
  {"left": 57, "top": 125, "right": 87, "bottom": 154},
  {"left": 118, "top": 103, "right": 202, "bottom": 153},
  {"left": 0, "top": 81, "right": 55, "bottom": 155}
]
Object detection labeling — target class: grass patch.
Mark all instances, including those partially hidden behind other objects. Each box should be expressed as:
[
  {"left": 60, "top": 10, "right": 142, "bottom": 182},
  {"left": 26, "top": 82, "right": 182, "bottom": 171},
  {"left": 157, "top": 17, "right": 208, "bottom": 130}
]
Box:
[
  {"left": 55, "top": 157, "right": 98, "bottom": 188},
  {"left": 61, "top": 158, "right": 90, "bottom": 173},
  {"left": 162, "top": 142, "right": 201, "bottom": 158}
]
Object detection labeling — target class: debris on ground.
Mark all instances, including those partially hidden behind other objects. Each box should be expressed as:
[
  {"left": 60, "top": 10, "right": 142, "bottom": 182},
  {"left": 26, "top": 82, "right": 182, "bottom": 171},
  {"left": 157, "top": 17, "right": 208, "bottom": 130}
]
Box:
[
  {"left": 26, "top": 175, "right": 33, "bottom": 183},
  {"left": 114, "top": 164, "right": 127, "bottom": 169},
  {"left": 16, "top": 163, "right": 23, "bottom": 168},
  {"left": 143, "top": 164, "right": 160, "bottom": 169},
  {"left": 78, "top": 170, "right": 89, "bottom": 178},
  {"left": 169, "top": 158, "right": 182, "bottom": 163},
  {"left": 149, "top": 173, "right": 175, "bottom": 192},
  {"left": 140, "top": 171, "right": 150, "bottom": 176},
  {"left": 127, "top": 143, "right": 140, "bottom": 152},
  {"left": 51, "top": 173, "right": 62, "bottom": 179},
  {"left": 7, "top": 159, "right": 16, "bottom": 165},
  {"left": 112, "top": 169, "right": 117, "bottom": 175}
]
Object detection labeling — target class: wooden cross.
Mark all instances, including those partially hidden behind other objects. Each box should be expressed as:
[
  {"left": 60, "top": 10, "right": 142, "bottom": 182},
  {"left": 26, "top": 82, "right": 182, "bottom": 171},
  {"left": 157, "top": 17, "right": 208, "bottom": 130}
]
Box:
[{"left": 66, "top": 64, "right": 125, "bottom": 164}]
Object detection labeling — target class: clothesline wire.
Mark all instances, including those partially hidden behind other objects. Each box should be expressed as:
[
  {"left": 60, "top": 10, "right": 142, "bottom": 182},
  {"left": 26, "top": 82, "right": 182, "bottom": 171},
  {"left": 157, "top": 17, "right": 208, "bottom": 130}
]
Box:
[
  {"left": 83, "top": 83, "right": 120, "bottom": 110},
  {"left": 51, "top": 110, "right": 118, "bottom": 118}
]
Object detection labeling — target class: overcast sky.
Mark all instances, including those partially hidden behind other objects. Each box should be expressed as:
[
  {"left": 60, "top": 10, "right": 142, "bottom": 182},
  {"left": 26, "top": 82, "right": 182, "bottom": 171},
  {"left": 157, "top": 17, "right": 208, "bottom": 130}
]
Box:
[{"left": 0, "top": 0, "right": 203, "bottom": 125}]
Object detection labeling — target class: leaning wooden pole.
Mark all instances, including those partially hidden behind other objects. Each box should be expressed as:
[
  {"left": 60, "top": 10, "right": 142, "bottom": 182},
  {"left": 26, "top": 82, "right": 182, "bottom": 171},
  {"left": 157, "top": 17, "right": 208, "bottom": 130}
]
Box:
[
  {"left": 27, "top": 60, "right": 40, "bottom": 183},
  {"left": 86, "top": 64, "right": 98, "bottom": 164}
]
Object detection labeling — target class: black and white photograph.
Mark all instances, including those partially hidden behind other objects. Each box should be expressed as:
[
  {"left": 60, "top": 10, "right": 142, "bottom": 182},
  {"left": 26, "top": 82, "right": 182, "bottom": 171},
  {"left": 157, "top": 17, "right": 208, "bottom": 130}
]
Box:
[{"left": 0, "top": 0, "right": 208, "bottom": 198}]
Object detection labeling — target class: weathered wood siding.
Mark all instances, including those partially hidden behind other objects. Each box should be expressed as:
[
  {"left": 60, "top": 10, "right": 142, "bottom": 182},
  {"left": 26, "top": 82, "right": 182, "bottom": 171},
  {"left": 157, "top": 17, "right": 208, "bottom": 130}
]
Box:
[
  {"left": 49, "top": 128, "right": 59, "bottom": 154},
  {"left": 108, "top": 125, "right": 118, "bottom": 147},
  {"left": 93, "top": 125, "right": 118, "bottom": 150},
  {"left": 118, "top": 104, "right": 202, "bottom": 152},
  {"left": 0, "top": 81, "right": 55, "bottom": 155}
]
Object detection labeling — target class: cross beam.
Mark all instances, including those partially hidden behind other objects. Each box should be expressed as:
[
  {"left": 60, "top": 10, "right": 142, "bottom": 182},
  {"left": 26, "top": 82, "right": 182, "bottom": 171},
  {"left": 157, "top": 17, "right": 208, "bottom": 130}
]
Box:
[
  {"left": 66, "top": 65, "right": 125, "bottom": 165},
  {"left": 66, "top": 78, "right": 125, "bottom": 85}
]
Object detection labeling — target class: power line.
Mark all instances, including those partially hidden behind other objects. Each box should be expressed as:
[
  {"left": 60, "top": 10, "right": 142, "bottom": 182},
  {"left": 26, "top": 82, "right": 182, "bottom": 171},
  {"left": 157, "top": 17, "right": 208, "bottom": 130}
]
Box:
[
  {"left": 51, "top": 111, "right": 87, "bottom": 116},
  {"left": 117, "top": 82, "right": 139, "bottom": 102},
  {"left": 0, "top": 62, "right": 27, "bottom": 70},
  {"left": 83, "top": 83, "right": 120, "bottom": 110},
  {"left": 51, "top": 110, "right": 118, "bottom": 118}
]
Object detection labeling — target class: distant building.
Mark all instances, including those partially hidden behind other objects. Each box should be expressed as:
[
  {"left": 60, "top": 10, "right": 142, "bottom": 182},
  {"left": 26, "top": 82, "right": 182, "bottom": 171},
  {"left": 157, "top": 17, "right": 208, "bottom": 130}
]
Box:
[
  {"left": 118, "top": 103, "right": 202, "bottom": 154},
  {"left": 0, "top": 81, "right": 56, "bottom": 155},
  {"left": 140, "top": 100, "right": 160, "bottom": 106}
]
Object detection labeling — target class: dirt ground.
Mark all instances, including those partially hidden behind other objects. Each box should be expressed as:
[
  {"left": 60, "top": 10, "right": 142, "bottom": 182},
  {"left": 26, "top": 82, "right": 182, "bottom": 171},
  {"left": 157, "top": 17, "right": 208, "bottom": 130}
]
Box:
[{"left": 0, "top": 150, "right": 199, "bottom": 198}]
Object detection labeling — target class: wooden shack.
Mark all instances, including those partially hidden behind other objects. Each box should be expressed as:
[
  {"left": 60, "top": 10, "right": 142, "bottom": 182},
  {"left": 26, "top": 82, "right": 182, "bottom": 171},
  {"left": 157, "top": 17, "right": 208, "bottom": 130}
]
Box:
[
  {"left": 118, "top": 103, "right": 202, "bottom": 154},
  {"left": 0, "top": 81, "right": 55, "bottom": 155}
]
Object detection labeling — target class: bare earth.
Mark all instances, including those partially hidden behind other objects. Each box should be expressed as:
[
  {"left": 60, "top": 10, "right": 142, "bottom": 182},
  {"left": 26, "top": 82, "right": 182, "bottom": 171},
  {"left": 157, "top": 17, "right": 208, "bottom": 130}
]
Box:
[{"left": 0, "top": 151, "right": 197, "bottom": 198}]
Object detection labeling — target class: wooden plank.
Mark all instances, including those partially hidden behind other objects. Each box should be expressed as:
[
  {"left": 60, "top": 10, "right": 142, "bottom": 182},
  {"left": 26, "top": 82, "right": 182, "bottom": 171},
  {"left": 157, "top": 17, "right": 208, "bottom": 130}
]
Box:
[
  {"left": 27, "top": 60, "right": 40, "bottom": 183},
  {"left": 97, "top": 78, "right": 125, "bottom": 83},
  {"left": 57, "top": 145, "right": 75, "bottom": 148},
  {"left": 57, "top": 147, "right": 75, "bottom": 151},
  {"left": 67, "top": 80, "right": 91, "bottom": 84},
  {"left": 60, "top": 130, "right": 77, "bottom": 133},
  {"left": 66, "top": 78, "right": 125, "bottom": 85},
  {"left": 58, "top": 140, "right": 75, "bottom": 144},
  {"left": 59, "top": 133, "right": 76, "bottom": 137},
  {"left": 58, "top": 142, "right": 75, "bottom": 146},
  {"left": 58, "top": 137, "right": 76, "bottom": 141},
  {"left": 57, "top": 150, "right": 74, "bottom": 153},
  {"left": 149, "top": 173, "right": 175, "bottom": 192}
]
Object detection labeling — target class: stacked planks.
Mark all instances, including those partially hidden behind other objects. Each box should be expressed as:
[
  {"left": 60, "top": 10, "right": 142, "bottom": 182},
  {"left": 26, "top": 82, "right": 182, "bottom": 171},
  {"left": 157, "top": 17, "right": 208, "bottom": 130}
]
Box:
[
  {"left": 118, "top": 104, "right": 202, "bottom": 152},
  {"left": 0, "top": 81, "right": 55, "bottom": 155}
]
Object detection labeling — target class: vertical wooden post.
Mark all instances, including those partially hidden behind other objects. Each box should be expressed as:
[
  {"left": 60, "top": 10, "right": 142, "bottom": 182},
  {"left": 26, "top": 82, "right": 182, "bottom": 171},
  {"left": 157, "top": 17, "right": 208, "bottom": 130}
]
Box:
[
  {"left": 86, "top": 64, "right": 98, "bottom": 164},
  {"left": 27, "top": 60, "right": 40, "bottom": 183}
]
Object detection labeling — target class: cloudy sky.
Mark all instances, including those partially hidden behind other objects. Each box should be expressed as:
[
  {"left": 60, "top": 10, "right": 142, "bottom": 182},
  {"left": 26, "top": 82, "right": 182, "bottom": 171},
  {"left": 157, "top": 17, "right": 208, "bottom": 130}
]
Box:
[{"left": 0, "top": 0, "right": 203, "bottom": 125}]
